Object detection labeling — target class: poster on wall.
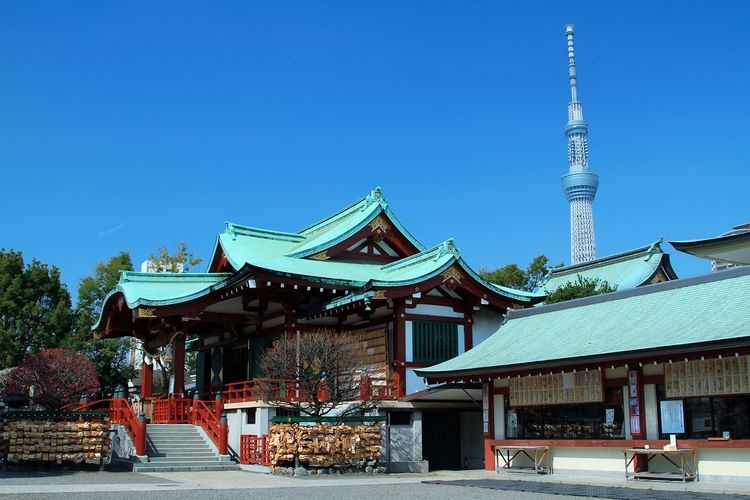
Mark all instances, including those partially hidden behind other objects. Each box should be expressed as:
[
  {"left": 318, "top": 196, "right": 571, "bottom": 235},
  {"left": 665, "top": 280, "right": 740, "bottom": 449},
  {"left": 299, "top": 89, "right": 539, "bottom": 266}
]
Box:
[
  {"left": 660, "top": 399, "right": 685, "bottom": 434},
  {"left": 630, "top": 415, "right": 640, "bottom": 435}
]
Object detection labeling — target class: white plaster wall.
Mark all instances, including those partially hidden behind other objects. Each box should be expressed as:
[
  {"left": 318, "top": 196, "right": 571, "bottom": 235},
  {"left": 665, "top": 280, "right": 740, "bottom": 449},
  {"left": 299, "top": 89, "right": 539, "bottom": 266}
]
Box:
[
  {"left": 406, "top": 368, "right": 430, "bottom": 394},
  {"left": 457, "top": 325, "right": 465, "bottom": 354},
  {"left": 405, "top": 321, "right": 413, "bottom": 362},
  {"left": 472, "top": 308, "right": 504, "bottom": 347},
  {"left": 412, "top": 304, "right": 463, "bottom": 318},
  {"left": 644, "top": 384, "right": 658, "bottom": 440},
  {"left": 622, "top": 386, "right": 631, "bottom": 440},
  {"left": 493, "top": 394, "right": 505, "bottom": 439},
  {"left": 550, "top": 447, "right": 624, "bottom": 475},
  {"left": 697, "top": 449, "right": 750, "bottom": 481}
]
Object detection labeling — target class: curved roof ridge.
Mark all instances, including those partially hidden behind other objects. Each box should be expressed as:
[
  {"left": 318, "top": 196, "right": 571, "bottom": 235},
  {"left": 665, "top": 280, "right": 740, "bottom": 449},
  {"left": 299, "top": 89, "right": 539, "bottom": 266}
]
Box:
[
  {"left": 121, "top": 271, "right": 232, "bottom": 282},
  {"left": 298, "top": 187, "right": 386, "bottom": 236},
  {"left": 549, "top": 239, "right": 664, "bottom": 277},
  {"left": 224, "top": 222, "right": 305, "bottom": 242},
  {"left": 381, "top": 238, "right": 458, "bottom": 272}
]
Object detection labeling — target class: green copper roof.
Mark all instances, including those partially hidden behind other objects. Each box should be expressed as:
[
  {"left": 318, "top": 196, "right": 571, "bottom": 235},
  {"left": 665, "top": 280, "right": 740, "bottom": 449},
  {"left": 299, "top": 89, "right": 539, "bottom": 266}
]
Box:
[
  {"left": 209, "top": 187, "right": 426, "bottom": 268},
  {"left": 541, "top": 240, "right": 676, "bottom": 294},
  {"left": 110, "top": 272, "right": 232, "bottom": 308},
  {"left": 417, "top": 266, "right": 750, "bottom": 379},
  {"left": 92, "top": 272, "right": 233, "bottom": 331},
  {"left": 671, "top": 224, "right": 750, "bottom": 266},
  {"left": 96, "top": 188, "right": 544, "bottom": 334}
]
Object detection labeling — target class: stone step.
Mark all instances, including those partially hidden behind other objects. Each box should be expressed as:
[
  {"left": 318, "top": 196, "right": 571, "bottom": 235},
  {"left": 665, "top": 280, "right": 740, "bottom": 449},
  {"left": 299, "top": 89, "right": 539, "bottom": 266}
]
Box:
[
  {"left": 133, "top": 463, "right": 239, "bottom": 473},
  {"left": 148, "top": 455, "right": 223, "bottom": 462},
  {"left": 147, "top": 437, "right": 207, "bottom": 443}
]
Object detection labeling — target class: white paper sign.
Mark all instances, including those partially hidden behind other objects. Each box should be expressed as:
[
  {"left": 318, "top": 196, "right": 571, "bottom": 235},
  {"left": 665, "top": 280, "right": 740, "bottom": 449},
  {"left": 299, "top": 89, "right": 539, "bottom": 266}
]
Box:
[{"left": 660, "top": 400, "right": 685, "bottom": 434}]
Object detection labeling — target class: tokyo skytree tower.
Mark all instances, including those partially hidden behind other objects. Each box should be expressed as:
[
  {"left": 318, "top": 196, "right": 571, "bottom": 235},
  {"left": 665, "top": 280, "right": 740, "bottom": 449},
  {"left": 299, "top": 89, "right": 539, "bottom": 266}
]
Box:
[{"left": 561, "top": 24, "right": 599, "bottom": 264}]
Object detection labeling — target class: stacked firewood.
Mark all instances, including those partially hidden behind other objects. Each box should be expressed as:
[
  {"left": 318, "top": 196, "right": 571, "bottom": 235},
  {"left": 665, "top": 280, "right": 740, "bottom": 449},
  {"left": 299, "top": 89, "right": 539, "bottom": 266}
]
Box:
[
  {"left": 3, "top": 419, "right": 111, "bottom": 464},
  {"left": 268, "top": 423, "right": 382, "bottom": 467}
]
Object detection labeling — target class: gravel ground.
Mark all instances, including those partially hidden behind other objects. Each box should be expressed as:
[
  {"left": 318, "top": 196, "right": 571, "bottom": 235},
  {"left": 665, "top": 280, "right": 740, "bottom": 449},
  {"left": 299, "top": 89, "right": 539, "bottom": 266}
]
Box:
[{"left": 0, "top": 483, "right": 571, "bottom": 500}]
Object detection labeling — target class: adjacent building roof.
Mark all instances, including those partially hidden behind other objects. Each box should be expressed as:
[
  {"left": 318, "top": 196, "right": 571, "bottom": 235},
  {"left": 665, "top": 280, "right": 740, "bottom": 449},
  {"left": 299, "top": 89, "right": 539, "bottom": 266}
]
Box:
[
  {"left": 416, "top": 266, "right": 750, "bottom": 380},
  {"left": 671, "top": 222, "right": 750, "bottom": 266},
  {"left": 540, "top": 240, "right": 677, "bottom": 294}
]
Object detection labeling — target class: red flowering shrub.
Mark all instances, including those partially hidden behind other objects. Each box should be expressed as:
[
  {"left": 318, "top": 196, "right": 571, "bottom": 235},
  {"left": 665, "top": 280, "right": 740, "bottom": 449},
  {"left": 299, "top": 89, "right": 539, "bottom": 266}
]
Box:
[{"left": 10, "top": 348, "right": 100, "bottom": 409}]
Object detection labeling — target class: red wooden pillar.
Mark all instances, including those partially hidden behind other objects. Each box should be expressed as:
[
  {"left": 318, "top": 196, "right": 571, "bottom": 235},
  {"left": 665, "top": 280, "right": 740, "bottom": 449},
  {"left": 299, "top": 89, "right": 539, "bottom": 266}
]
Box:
[
  {"left": 173, "top": 335, "right": 186, "bottom": 397},
  {"left": 464, "top": 315, "right": 474, "bottom": 351},
  {"left": 393, "top": 301, "right": 406, "bottom": 396},
  {"left": 141, "top": 359, "right": 153, "bottom": 399},
  {"left": 628, "top": 367, "right": 648, "bottom": 471},
  {"left": 482, "top": 383, "right": 495, "bottom": 471}
]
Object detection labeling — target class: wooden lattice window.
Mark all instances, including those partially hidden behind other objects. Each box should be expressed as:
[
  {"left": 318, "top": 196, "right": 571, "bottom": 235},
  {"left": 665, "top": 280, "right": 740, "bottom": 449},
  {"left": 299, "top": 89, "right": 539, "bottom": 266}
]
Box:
[{"left": 413, "top": 321, "right": 458, "bottom": 363}]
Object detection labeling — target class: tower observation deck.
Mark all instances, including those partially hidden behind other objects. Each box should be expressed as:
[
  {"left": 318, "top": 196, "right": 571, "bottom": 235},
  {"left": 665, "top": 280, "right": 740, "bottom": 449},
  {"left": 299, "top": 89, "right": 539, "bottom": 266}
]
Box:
[{"left": 562, "top": 24, "right": 598, "bottom": 264}]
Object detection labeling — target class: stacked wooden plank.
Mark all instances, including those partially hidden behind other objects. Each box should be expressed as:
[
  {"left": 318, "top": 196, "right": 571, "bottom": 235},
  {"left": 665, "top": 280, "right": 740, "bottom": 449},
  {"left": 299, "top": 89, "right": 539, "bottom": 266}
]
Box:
[
  {"left": 268, "top": 423, "right": 381, "bottom": 467},
  {"left": 2, "top": 419, "right": 111, "bottom": 464}
]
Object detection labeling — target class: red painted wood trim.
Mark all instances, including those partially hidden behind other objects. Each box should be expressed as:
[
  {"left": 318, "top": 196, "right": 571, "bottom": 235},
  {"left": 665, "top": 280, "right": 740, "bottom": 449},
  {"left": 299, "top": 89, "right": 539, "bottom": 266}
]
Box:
[
  {"left": 490, "top": 386, "right": 509, "bottom": 395},
  {"left": 464, "top": 318, "right": 473, "bottom": 351},
  {"left": 393, "top": 302, "right": 407, "bottom": 394},
  {"left": 404, "top": 313, "right": 466, "bottom": 324},
  {"left": 642, "top": 374, "right": 665, "bottom": 385},
  {"left": 487, "top": 438, "right": 750, "bottom": 449},
  {"left": 604, "top": 377, "right": 628, "bottom": 388}
]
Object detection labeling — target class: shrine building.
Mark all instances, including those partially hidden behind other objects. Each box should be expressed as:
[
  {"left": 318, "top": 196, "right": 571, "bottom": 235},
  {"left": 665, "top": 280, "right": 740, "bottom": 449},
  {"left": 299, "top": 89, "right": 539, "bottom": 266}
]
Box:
[{"left": 94, "top": 187, "right": 543, "bottom": 471}]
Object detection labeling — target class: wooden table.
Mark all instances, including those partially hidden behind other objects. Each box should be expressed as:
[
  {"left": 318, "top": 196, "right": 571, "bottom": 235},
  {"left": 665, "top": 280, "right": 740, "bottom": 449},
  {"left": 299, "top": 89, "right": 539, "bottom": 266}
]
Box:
[
  {"left": 623, "top": 448, "right": 697, "bottom": 482},
  {"left": 494, "top": 445, "right": 550, "bottom": 474}
]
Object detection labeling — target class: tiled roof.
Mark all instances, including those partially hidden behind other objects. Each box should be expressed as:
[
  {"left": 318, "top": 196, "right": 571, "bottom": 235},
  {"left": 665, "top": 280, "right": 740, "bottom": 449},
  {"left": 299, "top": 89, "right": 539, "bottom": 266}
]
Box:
[{"left": 417, "top": 266, "right": 750, "bottom": 379}]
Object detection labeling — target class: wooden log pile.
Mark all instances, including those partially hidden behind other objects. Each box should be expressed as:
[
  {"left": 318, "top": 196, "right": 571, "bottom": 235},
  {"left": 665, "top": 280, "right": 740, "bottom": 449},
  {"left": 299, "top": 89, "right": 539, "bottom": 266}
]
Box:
[
  {"left": 268, "top": 423, "right": 381, "bottom": 467},
  {"left": 2, "top": 419, "right": 111, "bottom": 464}
]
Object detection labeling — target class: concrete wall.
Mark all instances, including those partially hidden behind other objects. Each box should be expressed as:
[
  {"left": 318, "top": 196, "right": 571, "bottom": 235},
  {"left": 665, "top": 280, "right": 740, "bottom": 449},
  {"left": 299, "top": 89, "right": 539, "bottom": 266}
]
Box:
[
  {"left": 381, "top": 410, "right": 428, "bottom": 473},
  {"left": 226, "top": 406, "right": 275, "bottom": 456},
  {"left": 472, "top": 308, "right": 504, "bottom": 347}
]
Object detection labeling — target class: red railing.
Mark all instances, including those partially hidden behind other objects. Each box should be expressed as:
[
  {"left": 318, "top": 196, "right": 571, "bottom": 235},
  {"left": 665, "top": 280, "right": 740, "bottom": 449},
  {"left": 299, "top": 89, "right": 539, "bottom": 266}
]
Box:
[
  {"left": 224, "top": 379, "right": 312, "bottom": 404},
  {"left": 224, "top": 374, "right": 403, "bottom": 404},
  {"left": 192, "top": 398, "right": 227, "bottom": 455},
  {"left": 240, "top": 434, "right": 270, "bottom": 465},
  {"left": 152, "top": 397, "right": 192, "bottom": 423},
  {"left": 74, "top": 397, "right": 146, "bottom": 456},
  {"left": 360, "top": 372, "right": 403, "bottom": 400}
]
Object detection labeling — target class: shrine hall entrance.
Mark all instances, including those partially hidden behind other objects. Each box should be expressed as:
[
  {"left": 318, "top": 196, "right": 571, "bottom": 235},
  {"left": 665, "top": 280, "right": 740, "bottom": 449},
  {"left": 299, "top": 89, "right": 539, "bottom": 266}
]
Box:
[{"left": 422, "top": 409, "right": 483, "bottom": 471}]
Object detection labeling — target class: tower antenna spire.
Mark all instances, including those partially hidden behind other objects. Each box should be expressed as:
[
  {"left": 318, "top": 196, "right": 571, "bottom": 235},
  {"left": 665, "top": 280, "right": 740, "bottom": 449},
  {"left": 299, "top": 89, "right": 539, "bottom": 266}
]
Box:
[
  {"left": 560, "top": 24, "right": 599, "bottom": 264},
  {"left": 566, "top": 24, "right": 578, "bottom": 102}
]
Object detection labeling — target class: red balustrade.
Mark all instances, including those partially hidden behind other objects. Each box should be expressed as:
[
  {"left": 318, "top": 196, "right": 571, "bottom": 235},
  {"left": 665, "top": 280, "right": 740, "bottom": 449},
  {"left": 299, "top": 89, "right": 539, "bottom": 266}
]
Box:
[
  {"left": 240, "top": 434, "right": 270, "bottom": 465},
  {"left": 152, "top": 397, "right": 192, "bottom": 424},
  {"left": 224, "top": 379, "right": 312, "bottom": 403},
  {"left": 192, "top": 398, "right": 227, "bottom": 455}
]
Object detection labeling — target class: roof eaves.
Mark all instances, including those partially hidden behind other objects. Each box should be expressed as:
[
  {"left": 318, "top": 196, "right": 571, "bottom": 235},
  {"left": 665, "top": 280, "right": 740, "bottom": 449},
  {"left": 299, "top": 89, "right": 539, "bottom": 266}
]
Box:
[
  {"left": 547, "top": 239, "right": 664, "bottom": 279},
  {"left": 510, "top": 264, "right": 750, "bottom": 321}
]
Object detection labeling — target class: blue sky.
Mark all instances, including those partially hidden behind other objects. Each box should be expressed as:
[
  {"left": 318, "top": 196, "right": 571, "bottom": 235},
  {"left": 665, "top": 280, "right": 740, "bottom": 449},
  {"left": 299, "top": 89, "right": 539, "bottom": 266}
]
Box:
[{"left": 1, "top": 1, "right": 749, "bottom": 298}]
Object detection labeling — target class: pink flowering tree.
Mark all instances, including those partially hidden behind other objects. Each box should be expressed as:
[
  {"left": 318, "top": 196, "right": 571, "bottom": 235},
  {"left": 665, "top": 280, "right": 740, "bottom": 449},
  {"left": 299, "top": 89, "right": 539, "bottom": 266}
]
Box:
[{"left": 8, "top": 348, "right": 100, "bottom": 409}]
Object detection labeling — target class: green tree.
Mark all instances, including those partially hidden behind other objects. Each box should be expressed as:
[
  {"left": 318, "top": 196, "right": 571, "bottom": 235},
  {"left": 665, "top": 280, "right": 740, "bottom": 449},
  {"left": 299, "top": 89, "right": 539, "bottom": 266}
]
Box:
[
  {"left": 543, "top": 275, "right": 617, "bottom": 304},
  {"left": 148, "top": 242, "right": 202, "bottom": 273},
  {"left": 0, "top": 249, "right": 73, "bottom": 369},
  {"left": 479, "top": 254, "right": 553, "bottom": 292},
  {"left": 65, "top": 252, "right": 135, "bottom": 397},
  {"left": 145, "top": 243, "right": 202, "bottom": 393}
]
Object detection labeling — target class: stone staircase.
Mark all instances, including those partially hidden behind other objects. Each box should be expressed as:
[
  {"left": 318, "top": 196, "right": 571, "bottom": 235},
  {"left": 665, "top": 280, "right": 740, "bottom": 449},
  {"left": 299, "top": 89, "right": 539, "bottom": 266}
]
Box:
[{"left": 133, "top": 424, "right": 238, "bottom": 472}]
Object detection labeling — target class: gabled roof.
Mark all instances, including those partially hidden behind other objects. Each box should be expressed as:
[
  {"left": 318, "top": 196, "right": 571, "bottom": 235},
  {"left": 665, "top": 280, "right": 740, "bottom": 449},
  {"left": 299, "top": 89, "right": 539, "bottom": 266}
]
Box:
[
  {"left": 92, "top": 272, "right": 233, "bottom": 331},
  {"left": 208, "top": 187, "right": 425, "bottom": 270},
  {"left": 541, "top": 240, "right": 677, "bottom": 294},
  {"left": 671, "top": 222, "right": 750, "bottom": 266},
  {"left": 417, "top": 266, "right": 750, "bottom": 380}
]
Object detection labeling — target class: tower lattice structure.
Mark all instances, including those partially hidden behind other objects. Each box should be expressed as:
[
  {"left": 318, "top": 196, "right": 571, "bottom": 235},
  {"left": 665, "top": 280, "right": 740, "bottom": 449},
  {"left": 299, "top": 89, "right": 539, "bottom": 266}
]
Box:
[{"left": 561, "top": 24, "right": 598, "bottom": 264}]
